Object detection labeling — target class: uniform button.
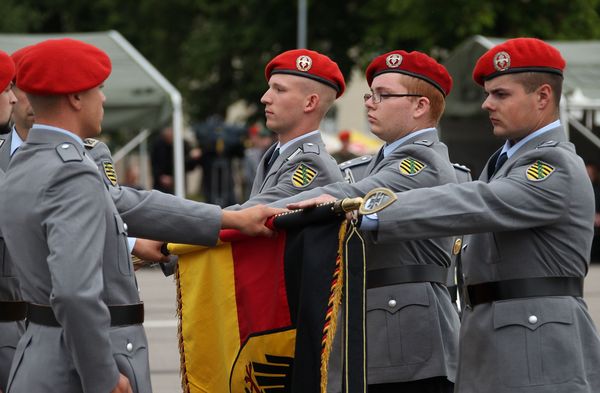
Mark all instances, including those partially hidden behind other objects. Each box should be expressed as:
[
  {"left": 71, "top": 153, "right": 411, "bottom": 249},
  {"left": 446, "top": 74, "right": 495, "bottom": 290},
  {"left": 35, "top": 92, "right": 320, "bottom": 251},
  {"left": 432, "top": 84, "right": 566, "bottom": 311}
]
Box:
[
  {"left": 61, "top": 143, "right": 70, "bottom": 149},
  {"left": 528, "top": 315, "right": 538, "bottom": 324},
  {"left": 362, "top": 156, "right": 368, "bottom": 161},
  {"left": 123, "top": 223, "right": 128, "bottom": 232},
  {"left": 126, "top": 342, "right": 133, "bottom": 352},
  {"left": 388, "top": 299, "right": 397, "bottom": 308}
]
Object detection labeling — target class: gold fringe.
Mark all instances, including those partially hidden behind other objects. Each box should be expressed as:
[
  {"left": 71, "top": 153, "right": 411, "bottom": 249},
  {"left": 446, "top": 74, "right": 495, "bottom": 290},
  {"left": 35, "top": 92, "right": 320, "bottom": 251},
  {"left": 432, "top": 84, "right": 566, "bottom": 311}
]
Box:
[
  {"left": 175, "top": 264, "right": 191, "bottom": 393},
  {"left": 320, "top": 222, "right": 348, "bottom": 392}
]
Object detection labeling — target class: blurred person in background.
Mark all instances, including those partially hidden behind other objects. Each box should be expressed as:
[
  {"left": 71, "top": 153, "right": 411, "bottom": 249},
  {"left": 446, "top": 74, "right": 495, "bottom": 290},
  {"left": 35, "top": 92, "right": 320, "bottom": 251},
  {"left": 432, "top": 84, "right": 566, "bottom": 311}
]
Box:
[
  {"left": 332, "top": 129, "right": 357, "bottom": 164},
  {"left": 195, "top": 115, "right": 245, "bottom": 205},
  {"left": 150, "top": 125, "right": 201, "bottom": 194},
  {"left": 242, "top": 123, "right": 275, "bottom": 199}
]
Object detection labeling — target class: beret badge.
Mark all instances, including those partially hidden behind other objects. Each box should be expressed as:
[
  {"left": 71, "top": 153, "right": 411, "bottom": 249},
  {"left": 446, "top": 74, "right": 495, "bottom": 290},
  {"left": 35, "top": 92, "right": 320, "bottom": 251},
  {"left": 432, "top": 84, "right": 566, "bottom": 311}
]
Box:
[
  {"left": 493, "top": 51, "right": 511, "bottom": 72},
  {"left": 296, "top": 55, "right": 312, "bottom": 72},
  {"left": 385, "top": 53, "right": 403, "bottom": 68}
]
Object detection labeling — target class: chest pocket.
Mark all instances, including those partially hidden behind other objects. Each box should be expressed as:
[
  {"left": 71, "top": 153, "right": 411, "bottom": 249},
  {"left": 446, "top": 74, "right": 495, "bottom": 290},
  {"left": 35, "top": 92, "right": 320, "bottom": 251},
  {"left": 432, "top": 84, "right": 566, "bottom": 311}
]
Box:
[{"left": 114, "top": 214, "right": 132, "bottom": 276}]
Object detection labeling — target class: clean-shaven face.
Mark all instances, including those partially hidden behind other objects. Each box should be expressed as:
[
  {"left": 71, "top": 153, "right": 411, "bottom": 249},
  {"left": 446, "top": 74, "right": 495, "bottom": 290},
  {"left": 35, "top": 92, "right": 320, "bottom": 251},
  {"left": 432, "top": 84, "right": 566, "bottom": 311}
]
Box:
[{"left": 481, "top": 74, "right": 543, "bottom": 141}]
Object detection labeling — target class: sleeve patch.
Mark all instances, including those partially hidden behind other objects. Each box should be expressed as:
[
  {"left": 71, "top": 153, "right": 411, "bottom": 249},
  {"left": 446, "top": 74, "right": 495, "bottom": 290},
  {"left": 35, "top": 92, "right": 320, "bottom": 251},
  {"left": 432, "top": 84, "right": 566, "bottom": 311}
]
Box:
[
  {"left": 291, "top": 163, "right": 318, "bottom": 188},
  {"left": 399, "top": 157, "right": 426, "bottom": 176},
  {"left": 102, "top": 161, "right": 118, "bottom": 186},
  {"left": 526, "top": 160, "right": 554, "bottom": 181}
]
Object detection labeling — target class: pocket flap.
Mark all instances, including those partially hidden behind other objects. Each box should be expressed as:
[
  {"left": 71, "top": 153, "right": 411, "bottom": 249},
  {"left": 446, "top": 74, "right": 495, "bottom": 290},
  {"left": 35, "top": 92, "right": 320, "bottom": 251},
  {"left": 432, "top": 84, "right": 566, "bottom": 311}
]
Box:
[
  {"left": 367, "top": 282, "right": 430, "bottom": 313},
  {"left": 493, "top": 297, "right": 574, "bottom": 331}
]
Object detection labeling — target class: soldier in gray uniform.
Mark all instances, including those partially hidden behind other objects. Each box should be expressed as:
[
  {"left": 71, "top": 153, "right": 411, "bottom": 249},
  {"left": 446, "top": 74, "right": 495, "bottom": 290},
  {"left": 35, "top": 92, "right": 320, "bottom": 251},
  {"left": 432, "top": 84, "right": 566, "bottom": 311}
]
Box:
[
  {"left": 279, "top": 50, "right": 460, "bottom": 392},
  {"left": 230, "top": 49, "right": 345, "bottom": 209},
  {"left": 0, "top": 39, "right": 280, "bottom": 393},
  {"left": 0, "top": 50, "right": 17, "bottom": 393},
  {"left": 325, "top": 38, "right": 600, "bottom": 393},
  {"left": 0, "top": 69, "right": 50, "bottom": 392}
]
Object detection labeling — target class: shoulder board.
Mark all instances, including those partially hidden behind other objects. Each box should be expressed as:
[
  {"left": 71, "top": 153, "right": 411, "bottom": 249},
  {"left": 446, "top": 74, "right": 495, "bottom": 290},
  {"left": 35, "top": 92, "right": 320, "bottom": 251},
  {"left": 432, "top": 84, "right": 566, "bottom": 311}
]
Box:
[
  {"left": 537, "top": 140, "right": 559, "bottom": 148},
  {"left": 413, "top": 140, "right": 433, "bottom": 147},
  {"left": 286, "top": 148, "right": 303, "bottom": 161},
  {"left": 0, "top": 138, "right": 5, "bottom": 148},
  {"left": 55, "top": 143, "right": 83, "bottom": 162},
  {"left": 452, "top": 163, "right": 471, "bottom": 173},
  {"left": 301, "top": 142, "right": 320, "bottom": 154},
  {"left": 83, "top": 138, "right": 100, "bottom": 150},
  {"left": 339, "top": 155, "right": 372, "bottom": 170}
]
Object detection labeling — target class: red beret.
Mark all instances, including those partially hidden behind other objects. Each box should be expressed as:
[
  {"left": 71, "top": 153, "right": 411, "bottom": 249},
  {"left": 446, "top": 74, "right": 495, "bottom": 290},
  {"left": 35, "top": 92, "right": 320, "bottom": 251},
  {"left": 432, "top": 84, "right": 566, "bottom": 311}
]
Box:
[
  {"left": 16, "top": 38, "right": 112, "bottom": 95},
  {"left": 338, "top": 130, "right": 351, "bottom": 142},
  {"left": 0, "top": 50, "right": 15, "bottom": 91},
  {"left": 11, "top": 46, "right": 32, "bottom": 67},
  {"left": 366, "top": 50, "right": 452, "bottom": 97},
  {"left": 473, "top": 38, "right": 565, "bottom": 86},
  {"left": 265, "top": 49, "right": 345, "bottom": 98},
  {"left": 10, "top": 45, "right": 32, "bottom": 83}
]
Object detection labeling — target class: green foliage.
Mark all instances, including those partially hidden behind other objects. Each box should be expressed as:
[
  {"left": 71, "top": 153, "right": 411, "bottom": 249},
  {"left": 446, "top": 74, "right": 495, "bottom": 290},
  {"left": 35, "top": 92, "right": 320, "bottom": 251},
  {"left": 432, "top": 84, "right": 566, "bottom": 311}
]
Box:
[{"left": 2, "top": 0, "right": 600, "bottom": 122}]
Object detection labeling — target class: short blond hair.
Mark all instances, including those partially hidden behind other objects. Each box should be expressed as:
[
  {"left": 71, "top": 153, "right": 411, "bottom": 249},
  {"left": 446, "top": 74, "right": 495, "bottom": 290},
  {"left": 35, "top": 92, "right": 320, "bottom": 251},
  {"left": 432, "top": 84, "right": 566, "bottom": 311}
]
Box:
[
  {"left": 300, "top": 77, "right": 337, "bottom": 116},
  {"left": 399, "top": 75, "right": 446, "bottom": 124}
]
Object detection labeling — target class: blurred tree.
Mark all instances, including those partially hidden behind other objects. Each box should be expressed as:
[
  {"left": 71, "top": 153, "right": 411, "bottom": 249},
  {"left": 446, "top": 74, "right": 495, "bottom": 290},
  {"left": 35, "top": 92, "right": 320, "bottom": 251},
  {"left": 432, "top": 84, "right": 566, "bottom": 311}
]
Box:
[{"left": 1, "top": 0, "right": 600, "bottom": 122}]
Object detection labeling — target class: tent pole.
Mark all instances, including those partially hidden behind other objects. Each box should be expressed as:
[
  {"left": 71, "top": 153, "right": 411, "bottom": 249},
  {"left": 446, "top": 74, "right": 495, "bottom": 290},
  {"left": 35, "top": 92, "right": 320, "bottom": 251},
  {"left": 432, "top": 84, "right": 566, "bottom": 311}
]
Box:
[
  {"left": 172, "top": 94, "right": 185, "bottom": 197},
  {"left": 140, "top": 134, "right": 149, "bottom": 189},
  {"left": 560, "top": 95, "right": 570, "bottom": 140}
]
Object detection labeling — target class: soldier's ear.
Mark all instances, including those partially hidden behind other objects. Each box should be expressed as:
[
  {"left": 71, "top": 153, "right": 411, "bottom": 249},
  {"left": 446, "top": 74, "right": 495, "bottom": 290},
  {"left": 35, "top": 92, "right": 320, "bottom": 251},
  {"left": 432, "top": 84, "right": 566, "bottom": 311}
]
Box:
[
  {"left": 413, "top": 96, "right": 430, "bottom": 120},
  {"left": 304, "top": 93, "right": 320, "bottom": 113},
  {"left": 66, "top": 93, "right": 83, "bottom": 111},
  {"left": 536, "top": 84, "right": 552, "bottom": 110}
]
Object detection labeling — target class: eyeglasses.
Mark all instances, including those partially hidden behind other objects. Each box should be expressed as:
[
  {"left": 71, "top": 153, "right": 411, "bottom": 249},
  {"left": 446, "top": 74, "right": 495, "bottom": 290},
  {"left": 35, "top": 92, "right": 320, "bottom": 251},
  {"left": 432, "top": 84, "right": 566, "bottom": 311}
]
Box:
[{"left": 363, "top": 92, "right": 422, "bottom": 104}]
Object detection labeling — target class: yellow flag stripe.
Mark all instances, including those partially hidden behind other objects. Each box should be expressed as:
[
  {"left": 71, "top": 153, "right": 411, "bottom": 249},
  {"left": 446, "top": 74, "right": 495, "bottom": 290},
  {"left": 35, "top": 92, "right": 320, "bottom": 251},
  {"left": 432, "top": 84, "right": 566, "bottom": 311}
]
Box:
[{"left": 178, "top": 243, "right": 240, "bottom": 392}]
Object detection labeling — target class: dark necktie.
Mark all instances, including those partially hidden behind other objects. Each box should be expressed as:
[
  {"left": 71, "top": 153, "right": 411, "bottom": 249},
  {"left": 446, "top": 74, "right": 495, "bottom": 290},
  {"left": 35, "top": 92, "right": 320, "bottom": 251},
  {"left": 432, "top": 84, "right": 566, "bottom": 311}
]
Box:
[
  {"left": 373, "top": 147, "right": 385, "bottom": 167},
  {"left": 265, "top": 147, "right": 280, "bottom": 172},
  {"left": 493, "top": 152, "right": 508, "bottom": 176}
]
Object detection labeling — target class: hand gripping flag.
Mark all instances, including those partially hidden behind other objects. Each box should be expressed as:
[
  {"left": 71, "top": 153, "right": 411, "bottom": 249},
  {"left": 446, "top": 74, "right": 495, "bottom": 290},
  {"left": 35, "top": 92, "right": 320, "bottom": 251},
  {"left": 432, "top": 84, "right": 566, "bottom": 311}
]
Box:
[{"left": 169, "top": 199, "right": 367, "bottom": 393}]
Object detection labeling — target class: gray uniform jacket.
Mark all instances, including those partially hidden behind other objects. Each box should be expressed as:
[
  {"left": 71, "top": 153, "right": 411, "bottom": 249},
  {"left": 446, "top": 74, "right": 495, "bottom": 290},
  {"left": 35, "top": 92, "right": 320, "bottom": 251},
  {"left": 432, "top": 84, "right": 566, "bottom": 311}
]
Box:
[
  {"left": 0, "top": 129, "right": 150, "bottom": 393},
  {"left": 274, "top": 130, "right": 460, "bottom": 387},
  {"left": 0, "top": 131, "right": 12, "bottom": 171},
  {"left": 0, "top": 131, "right": 25, "bottom": 391},
  {"left": 374, "top": 126, "right": 600, "bottom": 393},
  {"left": 86, "top": 139, "right": 222, "bottom": 246},
  {"left": 338, "top": 154, "right": 373, "bottom": 184},
  {"left": 231, "top": 132, "right": 343, "bottom": 209}
]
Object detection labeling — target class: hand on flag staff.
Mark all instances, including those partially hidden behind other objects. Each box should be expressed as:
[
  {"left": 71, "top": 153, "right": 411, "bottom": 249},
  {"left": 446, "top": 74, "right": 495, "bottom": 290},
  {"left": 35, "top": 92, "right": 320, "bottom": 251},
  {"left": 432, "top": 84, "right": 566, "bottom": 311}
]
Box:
[{"left": 284, "top": 187, "right": 398, "bottom": 222}]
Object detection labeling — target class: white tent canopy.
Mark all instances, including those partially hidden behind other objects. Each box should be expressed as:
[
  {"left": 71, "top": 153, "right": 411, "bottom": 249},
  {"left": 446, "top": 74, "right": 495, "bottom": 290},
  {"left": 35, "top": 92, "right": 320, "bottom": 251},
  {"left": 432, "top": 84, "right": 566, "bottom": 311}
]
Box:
[{"left": 0, "top": 30, "right": 187, "bottom": 196}]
